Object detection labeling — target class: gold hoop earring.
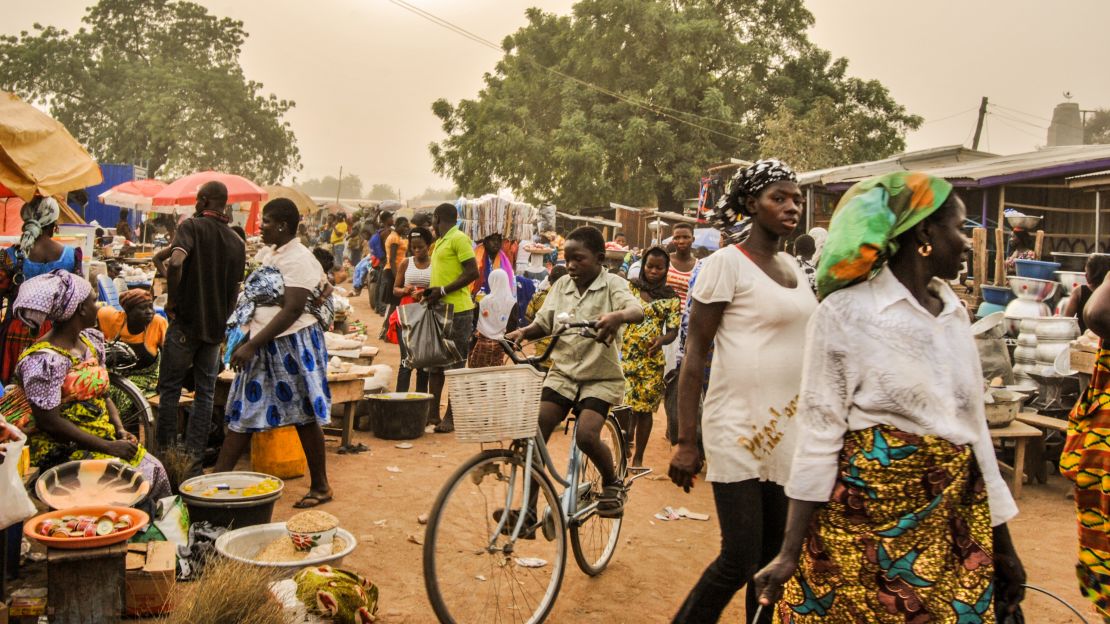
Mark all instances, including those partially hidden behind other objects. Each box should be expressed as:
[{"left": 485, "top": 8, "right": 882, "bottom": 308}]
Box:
[{"left": 918, "top": 242, "right": 933, "bottom": 257}]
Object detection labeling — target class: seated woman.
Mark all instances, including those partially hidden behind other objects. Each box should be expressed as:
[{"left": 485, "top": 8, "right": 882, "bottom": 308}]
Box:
[
  {"left": 11, "top": 271, "right": 171, "bottom": 501},
  {"left": 97, "top": 289, "right": 167, "bottom": 394}
]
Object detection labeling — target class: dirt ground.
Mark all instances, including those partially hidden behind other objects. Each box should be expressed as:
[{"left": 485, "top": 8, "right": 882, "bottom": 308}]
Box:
[
  {"left": 12, "top": 289, "right": 1091, "bottom": 623},
  {"left": 253, "top": 292, "right": 1097, "bottom": 623}
]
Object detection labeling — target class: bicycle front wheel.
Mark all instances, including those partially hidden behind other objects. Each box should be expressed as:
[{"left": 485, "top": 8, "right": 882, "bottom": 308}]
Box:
[
  {"left": 570, "top": 414, "right": 627, "bottom": 576},
  {"left": 109, "top": 374, "right": 156, "bottom": 454},
  {"left": 424, "top": 448, "right": 567, "bottom": 624}
]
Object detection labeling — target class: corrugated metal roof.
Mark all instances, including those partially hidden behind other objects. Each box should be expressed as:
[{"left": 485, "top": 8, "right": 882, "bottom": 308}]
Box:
[
  {"left": 1067, "top": 169, "right": 1110, "bottom": 189},
  {"left": 798, "top": 145, "right": 996, "bottom": 186},
  {"left": 819, "top": 144, "right": 1110, "bottom": 189}
]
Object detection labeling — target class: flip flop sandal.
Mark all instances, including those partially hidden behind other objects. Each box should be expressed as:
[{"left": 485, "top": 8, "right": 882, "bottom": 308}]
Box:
[{"left": 293, "top": 493, "right": 333, "bottom": 508}]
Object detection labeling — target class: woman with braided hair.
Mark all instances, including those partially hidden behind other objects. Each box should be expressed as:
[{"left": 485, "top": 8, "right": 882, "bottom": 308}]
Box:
[{"left": 668, "top": 159, "right": 816, "bottom": 623}]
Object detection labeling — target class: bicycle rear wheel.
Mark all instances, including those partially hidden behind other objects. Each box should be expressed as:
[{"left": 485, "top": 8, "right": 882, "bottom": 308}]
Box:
[
  {"left": 109, "top": 375, "right": 155, "bottom": 453},
  {"left": 424, "top": 448, "right": 567, "bottom": 624},
  {"left": 569, "top": 414, "right": 627, "bottom": 576}
]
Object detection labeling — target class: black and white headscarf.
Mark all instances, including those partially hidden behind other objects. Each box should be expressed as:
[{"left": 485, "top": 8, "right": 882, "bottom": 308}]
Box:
[{"left": 712, "top": 159, "right": 797, "bottom": 245}]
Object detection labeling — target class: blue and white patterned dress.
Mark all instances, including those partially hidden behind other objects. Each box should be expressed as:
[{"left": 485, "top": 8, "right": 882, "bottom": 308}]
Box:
[{"left": 224, "top": 240, "right": 333, "bottom": 433}]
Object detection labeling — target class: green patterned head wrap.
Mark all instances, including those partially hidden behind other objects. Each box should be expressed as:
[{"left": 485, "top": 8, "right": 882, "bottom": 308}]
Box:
[{"left": 815, "top": 172, "right": 953, "bottom": 300}]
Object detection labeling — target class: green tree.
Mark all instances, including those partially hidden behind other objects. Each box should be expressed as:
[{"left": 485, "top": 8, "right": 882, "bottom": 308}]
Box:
[
  {"left": 366, "top": 184, "right": 398, "bottom": 200},
  {"left": 430, "top": 0, "right": 920, "bottom": 211},
  {"left": 1085, "top": 109, "right": 1110, "bottom": 145},
  {"left": 0, "top": 0, "right": 300, "bottom": 182},
  {"left": 410, "top": 186, "right": 459, "bottom": 203},
  {"left": 296, "top": 174, "right": 364, "bottom": 199}
]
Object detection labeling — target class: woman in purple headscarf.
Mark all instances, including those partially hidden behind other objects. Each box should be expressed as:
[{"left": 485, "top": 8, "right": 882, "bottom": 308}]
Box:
[{"left": 5, "top": 271, "right": 170, "bottom": 500}]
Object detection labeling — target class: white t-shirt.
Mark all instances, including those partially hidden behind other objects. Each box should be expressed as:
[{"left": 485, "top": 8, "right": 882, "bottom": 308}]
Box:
[
  {"left": 250, "top": 239, "right": 327, "bottom": 338},
  {"left": 691, "top": 246, "right": 817, "bottom": 484}
]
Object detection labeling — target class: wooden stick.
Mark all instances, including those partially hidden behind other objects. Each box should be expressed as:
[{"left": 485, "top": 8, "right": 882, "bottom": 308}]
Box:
[
  {"left": 1034, "top": 230, "right": 1045, "bottom": 260},
  {"left": 973, "top": 228, "right": 987, "bottom": 298},
  {"left": 994, "top": 228, "right": 1006, "bottom": 286}
]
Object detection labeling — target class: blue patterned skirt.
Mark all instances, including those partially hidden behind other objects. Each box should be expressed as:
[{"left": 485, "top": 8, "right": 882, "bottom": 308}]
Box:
[{"left": 225, "top": 324, "right": 332, "bottom": 433}]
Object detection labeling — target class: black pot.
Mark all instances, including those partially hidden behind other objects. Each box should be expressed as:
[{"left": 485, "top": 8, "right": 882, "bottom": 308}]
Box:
[
  {"left": 183, "top": 495, "right": 279, "bottom": 530},
  {"left": 369, "top": 392, "right": 434, "bottom": 440}
]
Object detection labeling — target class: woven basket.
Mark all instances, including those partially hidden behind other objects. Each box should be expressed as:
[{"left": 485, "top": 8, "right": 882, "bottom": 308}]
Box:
[{"left": 446, "top": 365, "right": 545, "bottom": 443}]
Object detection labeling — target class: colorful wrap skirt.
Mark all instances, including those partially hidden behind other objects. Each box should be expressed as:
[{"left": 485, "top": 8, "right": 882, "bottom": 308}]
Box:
[
  {"left": 1061, "top": 345, "right": 1110, "bottom": 619},
  {"left": 777, "top": 426, "right": 995, "bottom": 624},
  {"left": 225, "top": 324, "right": 331, "bottom": 434}
]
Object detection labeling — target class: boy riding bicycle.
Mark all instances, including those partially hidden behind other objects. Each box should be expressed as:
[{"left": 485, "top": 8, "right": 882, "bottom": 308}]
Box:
[{"left": 505, "top": 226, "right": 644, "bottom": 518}]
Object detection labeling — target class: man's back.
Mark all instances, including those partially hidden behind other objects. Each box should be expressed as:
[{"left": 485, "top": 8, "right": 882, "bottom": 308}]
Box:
[{"left": 171, "top": 216, "right": 246, "bottom": 343}]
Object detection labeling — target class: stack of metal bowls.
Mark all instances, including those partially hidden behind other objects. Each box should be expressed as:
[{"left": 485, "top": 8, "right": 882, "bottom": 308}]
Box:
[
  {"left": 1003, "top": 276, "right": 1056, "bottom": 336},
  {"left": 1054, "top": 270, "right": 1088, "bottom": 315}
]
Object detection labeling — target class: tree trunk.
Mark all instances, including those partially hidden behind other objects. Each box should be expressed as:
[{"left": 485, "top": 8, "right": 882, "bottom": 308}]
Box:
[{"left": 655, "top": 187, "right": 683, "bottom": 214}]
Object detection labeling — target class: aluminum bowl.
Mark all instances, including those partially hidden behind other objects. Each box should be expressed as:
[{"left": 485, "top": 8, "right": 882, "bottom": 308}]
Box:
[
  {"left": 1055, "top": 271, "right": 1088, "bottom": 295},
  {"left": 1006, "top": 215, "right": 1042, "bottom": 230},
  {"left": 215, "top": 522, "right": 357, "bottom": 578},
  {"left": 1035, "top": 339, "right": 1071, "bottom": 365},
  {"left": 1008, "top": 276, "right": 1058, "bottom": 302},
  {"left": 1035, "top": 316, "right": 1080, "bottom": 341}
]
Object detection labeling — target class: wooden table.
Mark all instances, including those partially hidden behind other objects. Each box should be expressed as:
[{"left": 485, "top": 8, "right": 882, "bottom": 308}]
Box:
[
  {"left": 990, "top": 420, "right": 1042, "bottom": 498},
  {"left": 47, "top": 542, "right": 127, "bottom": 623},
  {"left": 1016, "top": 411, "right": 1069, "bottom": 484}
]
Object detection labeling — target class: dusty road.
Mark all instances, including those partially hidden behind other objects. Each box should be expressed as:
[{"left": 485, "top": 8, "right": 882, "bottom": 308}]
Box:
[{"left": 258, "top": 292, "right": 1092, "bottom": 623}]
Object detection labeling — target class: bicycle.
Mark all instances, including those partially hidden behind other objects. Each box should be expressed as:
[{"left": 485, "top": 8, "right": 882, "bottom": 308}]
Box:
[
  {"left": 422, "top": 315, "right": 651, "bottom": 623},
  {"left": 104, "top": 339, "right": 157, "bottom": 454}
]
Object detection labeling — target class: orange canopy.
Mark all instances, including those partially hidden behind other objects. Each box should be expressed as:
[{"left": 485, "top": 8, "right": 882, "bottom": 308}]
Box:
[{"left": 0, "top": 92, "right": 103, "bottom": 201}]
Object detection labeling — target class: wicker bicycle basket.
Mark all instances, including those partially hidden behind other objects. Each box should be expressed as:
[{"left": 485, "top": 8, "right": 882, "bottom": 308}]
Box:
[{"left": 445, "top": 364, "right": 546, "bottom": 443}]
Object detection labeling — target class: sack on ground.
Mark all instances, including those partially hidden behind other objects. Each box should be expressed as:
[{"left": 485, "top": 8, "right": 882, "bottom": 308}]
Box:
[{"left": 398, "top": 303, "right": 461, "bottom": 369}]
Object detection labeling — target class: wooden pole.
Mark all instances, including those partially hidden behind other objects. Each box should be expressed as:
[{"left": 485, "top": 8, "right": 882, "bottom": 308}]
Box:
[
  {"left": 1097, "top": 191, "right": 1102, "bottom": 253},
  {"left": 994, "top": 228, "right": 1006, "bottom": 286},
  {"left": 1033, "top": 230, "right": 1045, "bottom": 259},
  {"left": 973, "top": 227, "right": 987, "bottom": 300},
  {"left": 972, "top": 96, "right": 989, "bottom": 150}
]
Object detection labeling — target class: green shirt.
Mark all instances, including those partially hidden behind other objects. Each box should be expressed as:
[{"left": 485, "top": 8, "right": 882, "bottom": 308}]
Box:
[
  {"left": 534, "top": 271, "right": 642, "bottom": 382},
  {"left": 430, "top": 225, "right": 477, "bottom": 313}
]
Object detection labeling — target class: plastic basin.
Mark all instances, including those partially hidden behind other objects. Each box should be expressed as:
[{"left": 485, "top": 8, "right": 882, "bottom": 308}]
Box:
[
  {"left": 980, "top": 285, "right": 1016, "bottom": 306},
  {"left": 36, "top": 459, "right": 149, "bottom": 510},
  {"left": 1014, "top": 259, "right": 1061, "bottom": 281},
  {"left": 215, "top": 522, "right": 357, "bottom": 578},
  {"left": 178, "top": 472, "right": 283, "bottom": 530},
  {"left": 368, "top": 392, "right": 434, "bottom": 440}
]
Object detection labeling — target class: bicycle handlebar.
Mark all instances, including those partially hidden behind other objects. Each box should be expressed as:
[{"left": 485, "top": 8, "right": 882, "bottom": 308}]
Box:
[{"left": 497, "top": 320, "right": 598, "bottom": 369}]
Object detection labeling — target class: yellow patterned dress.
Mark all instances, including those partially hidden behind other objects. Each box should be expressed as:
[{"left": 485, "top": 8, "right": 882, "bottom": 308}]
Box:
[
  {"left": 777, "top": 426, "right": 995, "bottom": 623},
  {"left": 620, "top": 286, "right": 679, "bottom": 413},
  {"left": 1061, "top": 344, "right": 1110, "bottom": 620}
]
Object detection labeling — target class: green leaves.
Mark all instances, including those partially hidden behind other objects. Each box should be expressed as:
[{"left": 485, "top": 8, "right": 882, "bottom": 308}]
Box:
[
  {"left": 431, "top": 0, "right": 918, "bottom": 210},
  {"left": 0, "top": 0, "right": 300, "bottom": 182}
]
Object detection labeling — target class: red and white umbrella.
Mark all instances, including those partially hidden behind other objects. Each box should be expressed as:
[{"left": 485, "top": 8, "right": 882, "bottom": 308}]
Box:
[
  {"left": 97, "top": 179, "right": 168, "bottom": 211},
  {"left": 151, "top": 171, "right": 267, "bottom": 210}
]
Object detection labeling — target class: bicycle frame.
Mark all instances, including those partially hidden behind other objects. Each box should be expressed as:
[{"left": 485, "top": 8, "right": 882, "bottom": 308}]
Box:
[{"left": 488, "top": 424, "right": 593, "bottom": 548}]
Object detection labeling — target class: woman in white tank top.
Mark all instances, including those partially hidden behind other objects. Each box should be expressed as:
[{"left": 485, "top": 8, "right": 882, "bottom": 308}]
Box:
[{"left": 392, "top": 228, "right": 433, "bottom": 392}]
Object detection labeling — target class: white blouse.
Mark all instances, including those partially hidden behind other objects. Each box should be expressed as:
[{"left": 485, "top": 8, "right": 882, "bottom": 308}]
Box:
[{"left": 784, "top": 267, "right": 1018, "bottom": 526}]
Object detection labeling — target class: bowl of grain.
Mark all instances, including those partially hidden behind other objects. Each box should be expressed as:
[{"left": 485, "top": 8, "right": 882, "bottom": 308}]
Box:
[
  {"left": 285, "top": 510, "right": 339, "bottom": 552},
  {"left": 215, "top": 522, "right": 357, "bottom": 577}
]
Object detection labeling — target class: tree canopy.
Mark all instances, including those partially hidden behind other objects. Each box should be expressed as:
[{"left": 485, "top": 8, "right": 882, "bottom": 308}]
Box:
[
  {"left": 366, "top": 184, "right": 399, "bottom": 201},
  {"left": 1085, "top": 109, "right": 1110, "bottom": 145},
  {"left": 430, "top": 0, "right": 921, "bottom": 211},
  {"left": 0, "top": 0, "right": 300, "bottom": 183},
  {"left": 297, "top": 173, "right": 365, "bottom": 199}
]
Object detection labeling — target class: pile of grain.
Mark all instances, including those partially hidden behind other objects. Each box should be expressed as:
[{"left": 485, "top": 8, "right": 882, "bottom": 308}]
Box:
[
  {"left": 286, "top": 510, "right": 338, "bottom": 533},
  {"left": 255, "top": 535, "right": 348, "bottom": 563}
]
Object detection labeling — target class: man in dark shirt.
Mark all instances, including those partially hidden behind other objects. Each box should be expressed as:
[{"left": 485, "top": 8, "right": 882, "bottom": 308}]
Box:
[{"left": 153, "top": 181, "right": 246, "bottom": 464}]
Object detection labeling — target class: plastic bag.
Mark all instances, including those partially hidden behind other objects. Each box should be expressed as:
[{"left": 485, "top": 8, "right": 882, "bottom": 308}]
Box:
[
  {"left": 398, "top": 302, "right": 461, "bottom": 369},
  {"left": 177, "top": 521, "right": 227, "bottom": 581},
  {"left": 0, "top": 423, "right": 36, "bottom": 530}
]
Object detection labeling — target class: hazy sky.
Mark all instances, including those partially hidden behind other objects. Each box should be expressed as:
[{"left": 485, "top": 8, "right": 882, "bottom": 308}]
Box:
[{"left": 5, "top": 0, "right": 1109, "bottom": 198}]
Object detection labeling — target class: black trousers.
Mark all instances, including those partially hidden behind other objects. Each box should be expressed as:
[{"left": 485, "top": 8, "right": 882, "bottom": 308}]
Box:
[{"left": 672, "top": 480, "right": 788, "bottom": 624}]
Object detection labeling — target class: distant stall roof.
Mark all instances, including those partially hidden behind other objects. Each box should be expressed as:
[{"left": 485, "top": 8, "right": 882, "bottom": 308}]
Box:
[
  {"left": 798, "top": 145, "right": 996, "bottom": 186},
  {"left": 1066, "top": 169, "right": 1110, "bottom": 189},
  {"left": 560, "top": 213, "right": 622, "bottom": 228},
  {"left": 808, "top": 145, "right": 1110, "bottom": 190}
]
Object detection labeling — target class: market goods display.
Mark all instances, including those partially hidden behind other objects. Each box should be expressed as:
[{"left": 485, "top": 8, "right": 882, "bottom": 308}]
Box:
[
  {"left": 181, "top": 476, "right": 281, "bottom": 498},
  {"left": 257, "top": 535, "right": 350, "bottom": 563},
  {"left": 23, "top": 505, "right": 149, "bottom": 549},
  {"left": 286, "top": 510, "right": 339, "bottom": 552},
  {"left": 294, "top": 565, "right": 379, "bottom": 624}
]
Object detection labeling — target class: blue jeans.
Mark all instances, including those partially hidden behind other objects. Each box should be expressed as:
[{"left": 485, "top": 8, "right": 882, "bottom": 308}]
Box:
[
  {"left": 156, "top": 321, "right": 221, "bottom": 455},
  {"left": 332, "top": 243, "right": 345, "bottom": 267}
]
